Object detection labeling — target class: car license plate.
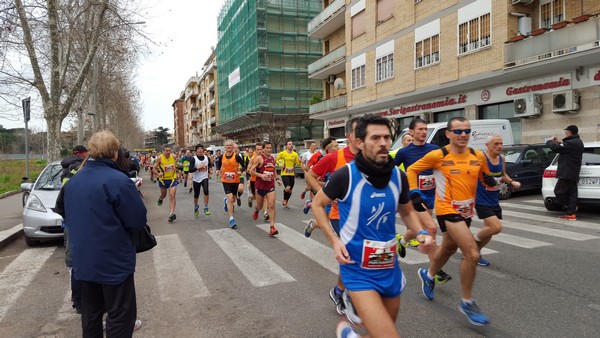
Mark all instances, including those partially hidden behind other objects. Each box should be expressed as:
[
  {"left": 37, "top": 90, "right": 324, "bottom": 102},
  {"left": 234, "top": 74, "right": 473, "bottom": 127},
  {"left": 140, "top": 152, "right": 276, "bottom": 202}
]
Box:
[{"left": 578, "top": 178, "right": 600, "bottom": 185}]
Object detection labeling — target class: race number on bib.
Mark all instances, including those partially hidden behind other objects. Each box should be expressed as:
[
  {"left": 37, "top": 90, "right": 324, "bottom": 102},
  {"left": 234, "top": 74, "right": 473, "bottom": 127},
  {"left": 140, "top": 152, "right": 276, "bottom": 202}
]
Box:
[
  {"left": 224, "top": 172, "right": 236, "bottom": 181},
  {"left": 419, "top": 175, "right": 436, "bottom": 191},
  {"left": 361, "top": 238, "right": 396, "bottom": 269},
  {"left": 163, "top": 164, "right": 175, "bottom": 173},
  {"left": 451, "top": 198, "right": 475, "bottom": 218},
  {"left": 285, "top": 167, "right": 294, "bottom": 174},
  {"left": 263, "top": 172, "right": 274, "bottom": 181}
]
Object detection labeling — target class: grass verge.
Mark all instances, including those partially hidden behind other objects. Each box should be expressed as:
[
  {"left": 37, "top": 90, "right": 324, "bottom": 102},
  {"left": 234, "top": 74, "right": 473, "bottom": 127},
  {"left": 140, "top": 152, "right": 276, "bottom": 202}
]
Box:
[{"left": 0, "top": 159, "right": 48, "bottom": 195}]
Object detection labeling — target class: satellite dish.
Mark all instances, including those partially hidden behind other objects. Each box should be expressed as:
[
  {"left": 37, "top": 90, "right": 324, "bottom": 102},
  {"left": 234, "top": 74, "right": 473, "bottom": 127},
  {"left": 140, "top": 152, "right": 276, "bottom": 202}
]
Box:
[{"left": 333, "top": 78, "right": 345, "bottom": 90}]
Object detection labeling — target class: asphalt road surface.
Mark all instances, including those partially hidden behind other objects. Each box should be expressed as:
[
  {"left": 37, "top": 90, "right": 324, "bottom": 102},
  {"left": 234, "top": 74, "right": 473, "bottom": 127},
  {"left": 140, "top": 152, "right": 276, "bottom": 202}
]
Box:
[{"left": 1, "top": 170, "right": 599, "bottom": 337}]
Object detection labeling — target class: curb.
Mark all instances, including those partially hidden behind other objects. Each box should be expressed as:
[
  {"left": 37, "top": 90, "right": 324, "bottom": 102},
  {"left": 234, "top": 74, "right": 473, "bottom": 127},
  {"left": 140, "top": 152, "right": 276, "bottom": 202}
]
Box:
[
  {"left": 0, "top": 224, "right": 23, "bottom": 250},
  {"left": 0, "top": 190, "right": 20, "bottom": 199}
]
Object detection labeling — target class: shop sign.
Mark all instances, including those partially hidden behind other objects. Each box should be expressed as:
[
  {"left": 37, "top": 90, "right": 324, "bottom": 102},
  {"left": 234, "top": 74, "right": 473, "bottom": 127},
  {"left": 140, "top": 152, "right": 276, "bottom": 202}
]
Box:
[
  {"left": 376, "top": 94, "right": 467, "bottom": 117},
  {"left": 592, "top": 67, "right": 600, "bottom": 82},
  {"left": 327, "top": 118, "right": 346, "bottom": 128},
  {"left": 505, "top": 77, "right": 570, "bottom": 95}
]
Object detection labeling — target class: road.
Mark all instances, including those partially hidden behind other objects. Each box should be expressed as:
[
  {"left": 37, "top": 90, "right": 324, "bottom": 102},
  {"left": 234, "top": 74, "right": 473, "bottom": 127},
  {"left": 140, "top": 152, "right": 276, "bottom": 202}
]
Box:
[{"left": 1, "top": 171, "right": 599, "bottom": 337}]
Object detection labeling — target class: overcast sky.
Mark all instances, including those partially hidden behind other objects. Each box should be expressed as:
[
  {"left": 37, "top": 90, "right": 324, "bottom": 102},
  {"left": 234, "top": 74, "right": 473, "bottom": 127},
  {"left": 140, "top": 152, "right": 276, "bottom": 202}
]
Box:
[{"left": 138, "top": 0, "right": 226, "bottom": 132}]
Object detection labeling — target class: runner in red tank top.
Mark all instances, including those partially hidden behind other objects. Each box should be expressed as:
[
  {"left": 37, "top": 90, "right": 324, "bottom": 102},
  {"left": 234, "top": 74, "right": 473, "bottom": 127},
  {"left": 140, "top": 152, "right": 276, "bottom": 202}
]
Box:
[{"left": 248, "top": 141, "right": 282, "bottom": 237}]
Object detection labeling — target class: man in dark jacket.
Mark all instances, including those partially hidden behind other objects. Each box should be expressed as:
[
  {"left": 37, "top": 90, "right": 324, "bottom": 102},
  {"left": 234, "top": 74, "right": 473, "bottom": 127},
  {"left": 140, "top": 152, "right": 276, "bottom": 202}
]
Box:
[
  {"left": 546, "top": 125, "right": 584, "bottom": 220},
  {"left": 63, "top": 131, "right": 147, "bottom": 337},
  {"left": 60, "top": 145, "right": 87, "bottom": 183}
]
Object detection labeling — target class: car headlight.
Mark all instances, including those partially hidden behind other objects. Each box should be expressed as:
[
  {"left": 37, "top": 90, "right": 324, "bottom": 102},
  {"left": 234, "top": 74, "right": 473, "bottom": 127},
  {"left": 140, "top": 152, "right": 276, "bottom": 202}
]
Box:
[{"left": 25, "top": 194, "right": 47, "bottom": 213}]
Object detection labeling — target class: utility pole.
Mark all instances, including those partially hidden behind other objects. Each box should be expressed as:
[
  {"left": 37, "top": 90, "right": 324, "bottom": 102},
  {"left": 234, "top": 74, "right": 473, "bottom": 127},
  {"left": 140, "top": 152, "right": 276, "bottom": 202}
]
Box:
[{"left": 22, "top": 97, "right": 31, "bottom": 178}]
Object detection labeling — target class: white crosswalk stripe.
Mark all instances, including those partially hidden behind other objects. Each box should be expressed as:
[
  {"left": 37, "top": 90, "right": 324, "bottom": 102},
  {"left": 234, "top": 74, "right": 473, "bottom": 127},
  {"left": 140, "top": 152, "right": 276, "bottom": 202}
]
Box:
[
  {"left": 470, "top": 225, "right": 552, "bottom": 248},
  {"left": 207, "top": 229, "right": 296, "bottom": 287},
  {"left": 500, "top": 202, "right": 550, "bottom": 213},
  {"left": 0, "top": 247, "right": 56, "bottom": 321},
  {"left": 497, "top": 220, "right": 598, "bottom": 241},
  {"left": 501, "top": 209, "right": 600, "bottom": 231},
  {"left": 153, "top": 234, "right": 210, "bottom": 300}
]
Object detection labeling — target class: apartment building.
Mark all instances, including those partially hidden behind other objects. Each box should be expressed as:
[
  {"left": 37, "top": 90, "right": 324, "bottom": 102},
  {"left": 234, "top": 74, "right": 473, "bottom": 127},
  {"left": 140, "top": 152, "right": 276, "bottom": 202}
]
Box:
[
  {"left": 172, "top": 97, "right": 185, "bottom": 147},
  {"left": 214, "top": 0, "right": 324, "bottom": 148},
  {"left": 181, "top": 77, "right": 199, "bottom": 148},
  {"left": 195, "top": 51, "right": 222, "bottom": 146},
  {"left": 308, "top": 0, "right": 600, "bottom": 144}
]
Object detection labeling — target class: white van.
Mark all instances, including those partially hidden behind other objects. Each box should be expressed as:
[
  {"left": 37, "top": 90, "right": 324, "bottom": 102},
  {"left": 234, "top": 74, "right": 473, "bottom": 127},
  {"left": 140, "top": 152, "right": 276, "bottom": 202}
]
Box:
[{"left": 391, "top": 119, "right": 514, "bottom": 152}]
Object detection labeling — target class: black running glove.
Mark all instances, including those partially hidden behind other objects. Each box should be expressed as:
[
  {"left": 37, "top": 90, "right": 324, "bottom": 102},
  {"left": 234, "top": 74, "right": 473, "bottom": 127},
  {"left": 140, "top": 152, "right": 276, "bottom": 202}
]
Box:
[
  {"left": 483, "top": 174, "right": 497, "bottom": 187},
  {"left": 409, "top": 189, "right": 427, "bottom": 212}
]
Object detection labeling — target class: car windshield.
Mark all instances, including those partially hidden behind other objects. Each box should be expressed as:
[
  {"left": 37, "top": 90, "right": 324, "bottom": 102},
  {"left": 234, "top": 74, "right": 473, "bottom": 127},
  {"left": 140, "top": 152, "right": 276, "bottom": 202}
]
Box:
[
  {"left": 391, "top": 127, "right": 435, "bottom": 150},
  {"left": 583, "top": 147, "right": 600, "bottom": 165},
  {"left": 34, "top": 164, "right": 63, "bottom": 191},
  {"left": 503, "top": 148, "right": 524, "bottom": 163}
]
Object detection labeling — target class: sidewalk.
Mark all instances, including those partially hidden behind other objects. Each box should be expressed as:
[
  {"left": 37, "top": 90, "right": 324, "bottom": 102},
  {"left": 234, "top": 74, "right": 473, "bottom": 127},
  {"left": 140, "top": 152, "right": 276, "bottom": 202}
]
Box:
[{"left": 0, "top": 191, "right": 25, "bottom": 249}]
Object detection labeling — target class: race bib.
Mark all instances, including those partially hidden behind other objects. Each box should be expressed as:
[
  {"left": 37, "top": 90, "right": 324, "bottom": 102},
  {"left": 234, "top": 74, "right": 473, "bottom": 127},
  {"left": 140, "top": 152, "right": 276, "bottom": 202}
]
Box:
[
  {"left": 285, "top": 167, "right": 294, "bottom": 174},
  {"left": 451, "top": 198, "right": 475, "bottom": 218},
  {"left": 419, "top": 175, "right": 436, "bottom": 191},
  {"left": 224, "top": 171, "right": 236, "bottom": 181},
  {"left": 485, "top": 177, "right": 502, "bottom": 191},
  {"left": 163, "top": 164, "right": 175, "bottom": 173},
  {"left": 361, "top": 238, "right": 396, "bottom": 269},
  {"left": 263, "top": 172, "right": 274, "bottom": 181}
]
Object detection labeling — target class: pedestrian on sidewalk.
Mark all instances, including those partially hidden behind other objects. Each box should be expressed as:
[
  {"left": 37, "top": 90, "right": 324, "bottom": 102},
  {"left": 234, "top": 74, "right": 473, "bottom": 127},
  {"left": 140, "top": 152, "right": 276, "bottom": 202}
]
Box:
[{"left": 546, "top": 125, "right": 584, "bottom": 220}]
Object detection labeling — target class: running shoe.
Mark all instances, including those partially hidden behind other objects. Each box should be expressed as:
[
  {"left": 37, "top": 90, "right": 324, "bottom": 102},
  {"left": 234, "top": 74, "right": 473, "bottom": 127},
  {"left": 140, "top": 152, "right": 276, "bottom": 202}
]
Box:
[
  {"left": 204, "top": 208, "right": 211, "bottom": 215},
  {"left": 194, "top": 205, "right": 199, "bottom": 216},
  {"left": 134, "top": 319, "right": 142, "bottom": 331},
  {"left": 269, "top": 226, "right": 279, "bottom": 237},
  {"left": 336, "top": 321, "right": 356, "bottom": 338},
  {"left": 237, "top": 195, "right": 242, "bottom": 207},
  {"left": 157, "top": 197, "right": 163, "bottom": 206},
  {"left": 342, "top": 290, "right": 362, "bottom": 325},
  {"left": 304, "top": 219, "right": 315, "bottom": 238},
  {"left": 559, "top": 214, "right": 577, "bottom": 221},
  {"left": 395, "top": 234, "right": 406, "bottom": 258},
  {"left": 478, "top": 257, "right": 490, "bottom": 266},
  {"left": 189, "top": 187, "right": 192, "bottom": 194},
  {"left": 248, "top": 196, "right": 252, "bottom": 208},
  {"left": 229, "top": 218, "right": 237, "bottom": 229},
  {"left": 264, "top": 211, "right": 270, "bottom": 221},
  {"left": 434, "top": 269, "right": 452, "bottom": 284},
  {"left": 459, "top": 300, "right": 489, "bottom": 326},
  {"left": 329, "top": 287, "right": 345, "bottom": 316},
  {"left": 184, "top": 181, "right": 187, "bottom": 187},
  {"left": 418, "top": 268, "right": 435, "bottom": 300},
  {"left": 168, "top": 213, "right": 176, "bottom": 223},
  {"left": 300, "top": 191, "right": 306, "bottom": 200},
  {"left": 252, "top": 210, "right": 259, "bottom": 220},
  {"left": 303, "top": 199, "right": 311, "bottom": 214},
  {"left": 223, "top": 197, "right": 228, "bottom": 212},
  {"left": 408, "top": 239, "right": 421, "bottom": 247}
]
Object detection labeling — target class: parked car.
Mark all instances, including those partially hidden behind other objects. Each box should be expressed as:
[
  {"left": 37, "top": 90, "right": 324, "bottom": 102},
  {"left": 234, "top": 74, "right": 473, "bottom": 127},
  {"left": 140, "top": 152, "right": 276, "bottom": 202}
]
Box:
[
  {"left": 500, "top": 144, "right": 554, "bottom": 199},
  {"left": 542, "top": 141, "right": 600, "bottom": 211},
  {"left": 20, "top": 161, "right": 64, "bottom": 246}
]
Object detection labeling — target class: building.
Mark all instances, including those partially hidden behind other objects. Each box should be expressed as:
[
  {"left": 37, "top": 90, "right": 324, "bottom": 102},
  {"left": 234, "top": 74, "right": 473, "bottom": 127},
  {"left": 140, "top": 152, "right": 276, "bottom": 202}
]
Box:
[
  {"left": 196, "top": 50, "right": 222, "bottom": 145},
  {"left": 214, "top": 0, "right": 324, "bottom": 148},
  {"left": 308, "top": 0, "right": 600, "bottom": 144},
  {"left": 172, "top": 97, "right": 185, "bottom": 147}
]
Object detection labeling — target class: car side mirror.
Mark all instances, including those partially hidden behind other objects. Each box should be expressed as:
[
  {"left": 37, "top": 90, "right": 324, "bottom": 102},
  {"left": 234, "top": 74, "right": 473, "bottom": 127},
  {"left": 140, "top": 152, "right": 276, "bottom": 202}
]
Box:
[
  {"left": 521, "top": 159, "right": 533, "bottom": 165},
  {"left": 20, "top": 182, "right": 33, "bottom": 191}
]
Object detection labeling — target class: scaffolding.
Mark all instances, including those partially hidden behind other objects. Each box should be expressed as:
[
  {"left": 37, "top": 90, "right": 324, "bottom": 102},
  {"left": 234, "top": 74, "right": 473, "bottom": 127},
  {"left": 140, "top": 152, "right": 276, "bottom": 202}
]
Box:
[{"left": 216, "top": 0, "right": 323, "bottom": 142}]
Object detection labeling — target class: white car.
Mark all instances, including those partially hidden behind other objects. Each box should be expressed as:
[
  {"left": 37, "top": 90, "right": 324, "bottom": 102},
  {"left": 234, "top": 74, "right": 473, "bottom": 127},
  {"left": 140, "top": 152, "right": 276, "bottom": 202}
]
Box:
[
  {"left": 541, "top": 141, "right": 600, "bottom": 211},
  {"left": 21, "top": 161, "right": 64, "bottom": 246}
]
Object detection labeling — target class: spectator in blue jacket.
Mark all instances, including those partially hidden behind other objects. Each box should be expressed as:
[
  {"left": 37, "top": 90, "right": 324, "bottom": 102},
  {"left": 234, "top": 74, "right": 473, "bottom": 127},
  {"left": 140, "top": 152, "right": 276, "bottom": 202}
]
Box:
[{"left": 63, "top": 130, "right": 147, "bottom": 337}]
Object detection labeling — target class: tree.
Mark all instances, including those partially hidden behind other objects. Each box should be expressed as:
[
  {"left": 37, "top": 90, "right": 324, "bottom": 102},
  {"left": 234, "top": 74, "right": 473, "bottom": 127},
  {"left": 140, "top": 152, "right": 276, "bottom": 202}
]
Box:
[{"left": 151, "top": 126, "right": 170, "bottom": 148}]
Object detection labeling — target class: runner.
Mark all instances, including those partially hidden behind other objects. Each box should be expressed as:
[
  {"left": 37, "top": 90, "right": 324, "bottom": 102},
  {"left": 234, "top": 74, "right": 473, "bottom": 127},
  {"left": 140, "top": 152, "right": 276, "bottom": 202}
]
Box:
[
  {"left": 153, "top": 144, "right": 179, "bottom": 222},
  {"left": 306, "top": 117, "right": 359, "bottom": 317},
  {"left": 192, "top": 144, "right": 213, "bottom": 216},
  {"left": 216, "top": 140, "right": 245, "bottom": 229},
  {"left": 180, "top": 149, "right": 194, "bottom": 192},
  {"left": 248, "top": 141, "right": 282, "bottom": 237},
  {"left": 234, "top": 143, "right": 245, "bottom": 207},
  {"left": 275, "top": 140, "right": 301, "bottom": 208},
  {"left": 149, "top": 151, "right": 157, "bottom": 183},
  {"left": 393, "top": 118, "right": 452, "bottom": 284},
  {"left": 213, "top": 149, "right": 222, "bottom": 182},
  {"left": 247, "top": 144, "right": 260, "bottom": 208},
  {"left": 407, "top": 116, "right": 498, "bottom": 326},
  {"left": 475, "top": 135, "right": 521, "bottom": 266},
  {"left": 299, "top": 141, "right": 318, "bottom": 200},
  {"left": 312, "top": 114, "right": 435, "bottom": 337}
]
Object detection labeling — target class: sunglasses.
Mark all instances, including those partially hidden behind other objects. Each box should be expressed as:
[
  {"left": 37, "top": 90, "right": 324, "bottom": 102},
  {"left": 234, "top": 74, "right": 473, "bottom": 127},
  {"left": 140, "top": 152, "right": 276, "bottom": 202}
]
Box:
[{"left": 449, "top": 129, "right": 472, "bottom": 135}]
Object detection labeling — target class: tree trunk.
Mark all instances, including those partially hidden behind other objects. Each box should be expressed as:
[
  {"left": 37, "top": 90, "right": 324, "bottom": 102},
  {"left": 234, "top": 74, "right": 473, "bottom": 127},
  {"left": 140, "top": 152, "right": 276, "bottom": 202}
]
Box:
[
  {"left": 47, "top": 116, "right": 63, "bottom": 162},
  {"left": 77, "top": 109, "right": 84, "bottom": 144}
]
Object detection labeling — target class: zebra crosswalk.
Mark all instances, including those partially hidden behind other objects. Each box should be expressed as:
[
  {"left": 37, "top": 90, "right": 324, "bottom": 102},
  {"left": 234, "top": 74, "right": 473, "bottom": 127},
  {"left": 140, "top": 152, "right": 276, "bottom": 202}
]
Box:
[{"left": 0, "top": 199, "right": 598, "bottom": 332}]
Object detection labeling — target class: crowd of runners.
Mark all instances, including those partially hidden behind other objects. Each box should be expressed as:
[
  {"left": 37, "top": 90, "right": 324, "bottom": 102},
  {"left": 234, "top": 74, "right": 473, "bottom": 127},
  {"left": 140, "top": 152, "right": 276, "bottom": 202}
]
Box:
[{"left": 134, "top": 114, "right": 516, "bottom": 337}]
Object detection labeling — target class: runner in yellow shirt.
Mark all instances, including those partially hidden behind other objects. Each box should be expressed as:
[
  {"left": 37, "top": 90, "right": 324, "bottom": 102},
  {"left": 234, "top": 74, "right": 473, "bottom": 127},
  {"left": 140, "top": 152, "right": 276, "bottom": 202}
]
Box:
[
  {"left": 153, "top": 144, "right": 179, "bottom": 222},
  {"left": 275, "top": 140, "right": 301, "bottom": 208}
]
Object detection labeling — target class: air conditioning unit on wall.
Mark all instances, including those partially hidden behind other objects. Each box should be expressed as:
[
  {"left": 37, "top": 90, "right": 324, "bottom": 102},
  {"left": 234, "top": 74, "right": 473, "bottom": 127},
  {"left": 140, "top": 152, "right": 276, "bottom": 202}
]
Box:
[
  {"left": 514, "top": 94, "right": 541, "bottom": 118},
  {"left": 552, "top": 90, "right": 579, "bottom": 113}
]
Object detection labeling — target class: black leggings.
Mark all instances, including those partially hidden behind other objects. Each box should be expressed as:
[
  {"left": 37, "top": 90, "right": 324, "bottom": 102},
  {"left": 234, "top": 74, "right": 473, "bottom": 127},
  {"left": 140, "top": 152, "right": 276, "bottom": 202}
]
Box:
[
  {"left": 193, "top": 179, "right": 209, "bottom": 198},
  {"left": 281, "top": 175, "right": 295, "bottom": 201}
]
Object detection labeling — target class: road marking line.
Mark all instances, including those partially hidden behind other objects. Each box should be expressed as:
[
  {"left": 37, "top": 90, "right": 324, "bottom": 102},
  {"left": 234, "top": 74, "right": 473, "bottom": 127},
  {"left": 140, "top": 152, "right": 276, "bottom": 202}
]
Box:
[
  {"left": 0, "top": 247, "right": 56, "bottom": 321},
  {"left": 502, "top": 210, "right": 600, "bottom": 231},
  {"left": 522, "top": 199, "right": 544, "bottom": 205},
  {"left": 500, "top": 202, "right": 549, "bottom": 213},
  {"left": 207, "top": 229, "right": 296, "bottom": 287},
  {"left": 469, "top": 226, "right": 552, "bottom": 248},
  {"left": 153, "top": 234, "right": 210, "bottom": 301}
]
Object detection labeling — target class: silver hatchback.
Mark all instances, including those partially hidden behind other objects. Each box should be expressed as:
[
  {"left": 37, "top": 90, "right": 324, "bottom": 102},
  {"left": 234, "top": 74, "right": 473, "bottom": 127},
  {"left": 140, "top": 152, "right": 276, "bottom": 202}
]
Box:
[{"left": 21, "top": 161, "right": 64, "bottom": 246}]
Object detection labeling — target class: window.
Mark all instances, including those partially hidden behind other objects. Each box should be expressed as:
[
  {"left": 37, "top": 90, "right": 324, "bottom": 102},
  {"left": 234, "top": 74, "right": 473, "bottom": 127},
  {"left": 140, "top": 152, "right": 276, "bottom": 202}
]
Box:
[
  {"left": 415, "top": 34, "right": 439, "bottom": 68},
  {"left": 351, "top": 65, "right": 366, "bottom": 89},
  {"left": 377, "top": 0, "right": 394, "bottom": 23},
  {"left": 376, "top": 53, "right": 394, "bottom": 81},
  {"left": 351, "top": 0, "right": 366, "bottom": 39},
  {"left": 458, "top": 13, "right": 491, "bottom": 55},
  {"left": 540, "top": 0, "right": 564, "bottom": 29}
]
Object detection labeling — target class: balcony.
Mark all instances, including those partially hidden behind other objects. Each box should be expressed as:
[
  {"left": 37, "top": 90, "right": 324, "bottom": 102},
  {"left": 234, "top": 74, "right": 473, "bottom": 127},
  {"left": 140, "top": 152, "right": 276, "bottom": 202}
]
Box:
[
  {"left": 209, "top": 80, "right": 215, "bottom": 91},
  {"left": 504, "top": 16, "right": 600, "bottom": 68},
  {"left": 210, "top": 116, "right": 216, "bottom": 125},
  {"left": 309, "top": 94, "right": 346, "bottom": 115},
  {"left": 308, "top": 45, "right": 345, "bottom": 79},
  {"left": 308, "top": 0, "right": 346, "bottom": 39},
  {"left": 209, "top": 97, "right": 216, "bottom": 107},
  {"left": 191, "top": 112, "right": 201, "bottom": 121}
]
